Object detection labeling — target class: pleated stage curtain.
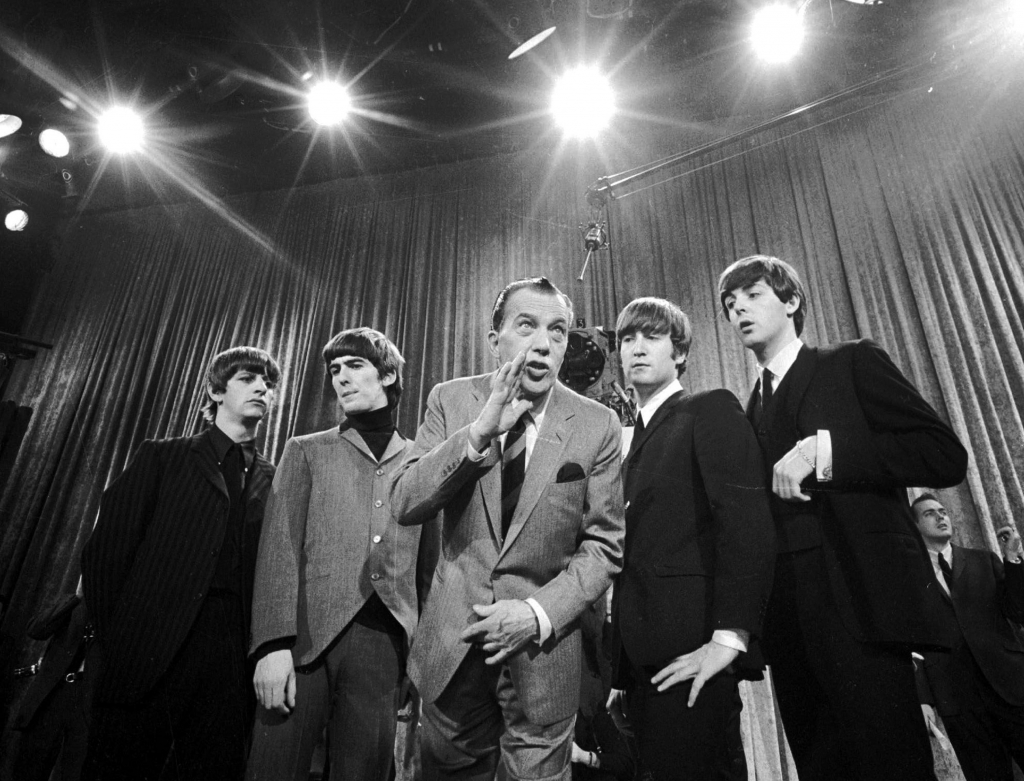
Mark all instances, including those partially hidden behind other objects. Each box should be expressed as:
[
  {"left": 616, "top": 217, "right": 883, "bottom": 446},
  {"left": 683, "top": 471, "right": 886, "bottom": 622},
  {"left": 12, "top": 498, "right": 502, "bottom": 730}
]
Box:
[{"left": 2, "top": 72, "right": 1023, "bottom": 780}]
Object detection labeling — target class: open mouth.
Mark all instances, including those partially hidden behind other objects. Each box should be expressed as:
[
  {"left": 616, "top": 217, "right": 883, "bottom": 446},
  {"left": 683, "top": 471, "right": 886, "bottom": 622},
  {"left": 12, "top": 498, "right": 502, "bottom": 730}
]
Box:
[
  {"left": 525, "top": 362, "right": 549, "bottom": 379},
  {"left": 738, "top": 319, "right": 754, "bottom": 333}
]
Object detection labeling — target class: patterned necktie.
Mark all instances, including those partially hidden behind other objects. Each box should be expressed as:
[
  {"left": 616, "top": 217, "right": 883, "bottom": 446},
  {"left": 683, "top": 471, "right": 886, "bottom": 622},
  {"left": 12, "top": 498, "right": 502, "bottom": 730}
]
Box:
[
  {"left": 938, "top": 553, "right": 954, "bottom": 595},
  {"left": 501, "top": 415, "right": 529, "bottom": 540}
]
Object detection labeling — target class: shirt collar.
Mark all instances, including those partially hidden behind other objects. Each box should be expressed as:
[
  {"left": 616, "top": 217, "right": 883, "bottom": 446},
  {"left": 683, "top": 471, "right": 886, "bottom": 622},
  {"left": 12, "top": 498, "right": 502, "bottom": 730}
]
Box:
[
  {"left": 638, "top": 379, "right": 683, "bottom": 424},
  {"left": 759, "top": 338, "right": 804, "bottom": 384},
  {"left": 208, "top": 424, "right": 256, "bottom": 468},
  {"left": 928, "top": 542, "right": 953, "bottom": 565}
]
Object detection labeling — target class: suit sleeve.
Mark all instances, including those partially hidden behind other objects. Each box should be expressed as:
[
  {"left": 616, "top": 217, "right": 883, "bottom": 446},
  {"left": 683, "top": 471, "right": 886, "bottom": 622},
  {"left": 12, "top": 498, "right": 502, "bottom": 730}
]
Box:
[
  {"left": 530, "top": 407, "right": 625, "bottom": 637},
  {"left": 830, "top": 339, "right": 968, "bottom": 489},
  {"left": 248, "top": 437, "right": 310, "bottom": 655},
  {"left": 694, "top": 390, "right": 776, "bottom": 636},
  {"left": 81, "top": 439, "right": 161, "bottom": 641},
  {"left": 391, "top": 383, "right": 498, "bottom": 527},
  {"left": 995, "top": 555, "right": 1024, "bottom": 624}
]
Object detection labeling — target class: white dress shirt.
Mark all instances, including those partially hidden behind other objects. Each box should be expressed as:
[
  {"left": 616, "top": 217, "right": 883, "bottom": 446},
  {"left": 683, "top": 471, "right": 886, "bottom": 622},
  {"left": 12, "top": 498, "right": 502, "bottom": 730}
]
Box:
[{"left": 927, "top": 543, "right": 954, "bottom": 597}]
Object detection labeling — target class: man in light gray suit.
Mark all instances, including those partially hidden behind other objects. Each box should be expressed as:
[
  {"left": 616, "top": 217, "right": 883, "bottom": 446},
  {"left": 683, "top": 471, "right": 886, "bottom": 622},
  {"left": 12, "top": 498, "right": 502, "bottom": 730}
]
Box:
[
  {"left": 391, "top": 277, "right": 626, "bottom": 780},
  {"left": 246, "top": 328, "right": 436, "bottom": 781}
]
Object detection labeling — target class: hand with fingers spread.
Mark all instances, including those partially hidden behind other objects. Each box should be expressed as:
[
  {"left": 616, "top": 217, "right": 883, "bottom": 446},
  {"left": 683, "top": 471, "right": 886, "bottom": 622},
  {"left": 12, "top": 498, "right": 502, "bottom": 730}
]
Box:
[
  {"left": 650, "top": 641, "right": 739, "bottom": 707},
  {"left": 459, "top": 600, "right": 539, "bottom": 665},
  {"left": 254, "top": 648, "right": 297, "bottom": 715},
  {"left": 468, "top": 352, "right": 534, "bottom": 453},
  {"left": 773, "top": 435, "right": 817, "bottom": 502}
]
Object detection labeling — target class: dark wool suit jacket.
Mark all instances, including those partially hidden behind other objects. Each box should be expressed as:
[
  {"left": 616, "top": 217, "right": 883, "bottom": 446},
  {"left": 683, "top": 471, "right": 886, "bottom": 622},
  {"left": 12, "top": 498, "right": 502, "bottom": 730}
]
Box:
[
  {"left": 749, "top": 339, "right": 968, "bottom": 647},
  {"left": 612, "top": 389, "right": 776, "bottom": 685},
  {"left": 391, "top": 376, "right": 625, "bottom": 725},
  {"left": 918, "top": 545, "right": 1024, "bottom": 714},
  {"left": 81, "top": 431, "right": 274, "bottom": 704}
]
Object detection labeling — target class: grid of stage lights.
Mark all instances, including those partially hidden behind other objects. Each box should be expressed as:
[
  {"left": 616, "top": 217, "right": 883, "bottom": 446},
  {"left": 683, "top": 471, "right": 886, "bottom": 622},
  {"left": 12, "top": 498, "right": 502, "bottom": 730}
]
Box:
[{"left": 551, "top": 67, "right": 616, "bottom": 139}]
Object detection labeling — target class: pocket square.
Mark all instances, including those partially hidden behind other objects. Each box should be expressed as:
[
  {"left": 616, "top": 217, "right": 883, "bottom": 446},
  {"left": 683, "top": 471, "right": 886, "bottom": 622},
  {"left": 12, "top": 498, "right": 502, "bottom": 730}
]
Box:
[{"left": 556, "top": 463, "right": 586, "bottom": 483}]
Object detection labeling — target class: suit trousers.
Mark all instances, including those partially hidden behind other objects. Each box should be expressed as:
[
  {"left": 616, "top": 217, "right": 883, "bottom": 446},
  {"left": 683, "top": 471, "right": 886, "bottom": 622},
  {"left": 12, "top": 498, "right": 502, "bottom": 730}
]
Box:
[
  {"left": 939, "top": 648, "right": 1024, "bottom": 781},
  {"left": 12, "top": 674, "right": 91, "bottom": 781},
  {"left": 246, "top": 594, "right": 405, "bottom": 781},
  {"left": 82, "top": 593, "right": 252, "bottom": 781},
  {"left": 764, "top": 547, "right": 936, "bottom": 781},
  {"left": 421, "top": 646, "right": 575, "bottom": 781},
  {"left": 625, "top": 664, "right": 745, "bottom": 781}
]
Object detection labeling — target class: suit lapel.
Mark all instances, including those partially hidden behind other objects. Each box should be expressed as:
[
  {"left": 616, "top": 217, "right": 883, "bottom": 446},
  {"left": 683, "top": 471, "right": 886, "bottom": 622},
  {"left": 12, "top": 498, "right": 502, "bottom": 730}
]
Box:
[
  {"left": 745, "top": 378, "right": 759, "bottom": 422},
  {"left": 626, "top": 389, "right": 685, "bottom": 466},
  {"left": 190, "top": 432, "right": 228, "bottom": 500},
  {"left": 775, "top": 345, "right": 817, "bottom": 427},
  {"left": 471, "top": 375, "right": 504, "bottom": 545},
  {"left": 501, "top": 384, "right": 573, "bottom": 554},
  {"left": 339, "top": 424, "right": 375, "bottom": 462}
]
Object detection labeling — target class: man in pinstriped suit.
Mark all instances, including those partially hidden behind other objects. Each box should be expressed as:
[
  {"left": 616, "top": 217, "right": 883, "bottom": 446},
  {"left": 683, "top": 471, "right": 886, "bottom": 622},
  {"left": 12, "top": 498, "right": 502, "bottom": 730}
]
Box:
[
  {"left": 81, "top": 346, "right": 280, "bottom": 781},
  {"left": 391, "top": 277, "right": 625, "bottom": 781}
]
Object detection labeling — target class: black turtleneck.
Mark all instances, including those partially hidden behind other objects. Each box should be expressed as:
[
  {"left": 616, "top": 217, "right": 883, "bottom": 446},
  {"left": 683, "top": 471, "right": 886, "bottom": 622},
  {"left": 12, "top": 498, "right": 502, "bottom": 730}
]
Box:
[{"left": 345, "top": 405, "right": 395, "bottom": 461}]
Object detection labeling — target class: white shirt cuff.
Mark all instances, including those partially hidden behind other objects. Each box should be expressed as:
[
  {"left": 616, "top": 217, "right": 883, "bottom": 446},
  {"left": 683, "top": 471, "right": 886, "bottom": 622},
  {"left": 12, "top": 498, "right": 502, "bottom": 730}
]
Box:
[
  {"left": 815, "top": 430, "right": 832, "bottom": 481},
  {"left": 712, "top": 629, "right": 749, "bottom": 653},
  {"left": 524, "top": 598, "right": 553, "bottom": 644},
  {"left": 465, "top": 440, "right": 490, "bottom": 462}
]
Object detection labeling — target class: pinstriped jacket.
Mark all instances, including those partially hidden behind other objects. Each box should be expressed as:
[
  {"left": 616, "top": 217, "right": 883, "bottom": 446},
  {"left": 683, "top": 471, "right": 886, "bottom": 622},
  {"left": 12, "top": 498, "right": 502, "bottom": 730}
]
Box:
[{"left": 82, "top": 431, "right": 274, "bottom": 704}]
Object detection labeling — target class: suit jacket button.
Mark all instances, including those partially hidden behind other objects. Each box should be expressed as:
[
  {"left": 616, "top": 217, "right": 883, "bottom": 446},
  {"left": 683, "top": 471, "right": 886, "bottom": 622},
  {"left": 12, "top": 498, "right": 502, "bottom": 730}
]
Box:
[
  {"left": 373, "top": 535, "right": 382, "bottom": 544},
  {"left": 371, "top": 573, "right": 380, "bottom": 581},
  {"left": 374, "top": 500, "right": 383, "bottom": 508},
  {"left": 376, "top": 468, "right": 384, "bottom": 476}
]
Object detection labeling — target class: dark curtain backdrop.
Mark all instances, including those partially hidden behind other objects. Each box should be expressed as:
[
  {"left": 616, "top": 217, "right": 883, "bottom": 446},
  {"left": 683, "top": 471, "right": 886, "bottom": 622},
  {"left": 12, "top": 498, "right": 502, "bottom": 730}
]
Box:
[{"left": 2, "top": 72, "right": 1023, "bottom": 779}]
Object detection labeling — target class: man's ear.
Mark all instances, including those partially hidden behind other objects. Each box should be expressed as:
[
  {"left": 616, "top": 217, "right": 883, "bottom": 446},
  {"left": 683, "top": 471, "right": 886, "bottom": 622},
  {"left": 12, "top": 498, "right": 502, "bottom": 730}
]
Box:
[
  {"left": 674, "top": 351, "right": 688, "bottom": 376},
  {"left": 207, "top": 383, "right": 223, "bottom": 404},
  {"left": 487, "top": 331, "right": 500, "bottom": 359},
  {"left": 381, "top": 371, "right": 397, "bottom": 388},
  {"left": 784, "top": 294, "right": 801, "bottom": 317}
]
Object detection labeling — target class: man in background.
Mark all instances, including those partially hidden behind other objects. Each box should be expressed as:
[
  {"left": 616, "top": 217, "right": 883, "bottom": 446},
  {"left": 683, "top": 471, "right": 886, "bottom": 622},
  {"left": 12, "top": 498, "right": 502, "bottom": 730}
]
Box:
[
  {"left": 391, "top": 276, "right": 625, "bottom": 780},
  {"left": 247, "top": 327, "right": 435, "bottom": 781},
  {"left": 718, "top": 255, "right": 968, "bottom": 781},
  {"left": 912, "top": 493, "right": 1024, "bottom": 781},
  {"left": 608, "top": 296, "right": 775, "bottom": 779},
  {"left": 81, "top": 347, "right": 280, "bottom": 780}
]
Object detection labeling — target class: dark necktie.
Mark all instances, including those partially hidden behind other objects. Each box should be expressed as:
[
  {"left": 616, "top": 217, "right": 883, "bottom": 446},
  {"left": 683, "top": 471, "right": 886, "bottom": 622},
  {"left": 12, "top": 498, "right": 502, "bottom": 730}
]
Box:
[
  {"left": 221, "top": 443, "right": 245, "bottom": 508},
  {"left": 938, "top": 553, "right": 954, "bottom": 595},
  {"left": 501, "top": 415, "right": 529, "bottom": 540},
  {"left": 634, "top": 411, "right": 645, "bottom": 437},
  {"left": 761, "top": 369, "right": 774, "bottom": 411}
]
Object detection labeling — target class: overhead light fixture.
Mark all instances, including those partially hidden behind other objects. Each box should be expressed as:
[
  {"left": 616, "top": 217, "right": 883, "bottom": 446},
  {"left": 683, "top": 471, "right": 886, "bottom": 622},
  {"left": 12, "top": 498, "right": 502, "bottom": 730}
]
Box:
[
  {"left": 308, "top": 81, "right": 351, "bottom": 126},
  {"left": 5, "top": 209, "right": 29, "bottom": 232},
  {"left": 509, "top": 26, "right": 557, "bottom": 60},
  {"left": 551, "top": 67, "right": 616, "bottom": 139},
  {"left": 39, "top": 128, "right": 71, "bottom": 158},
  {"left": 98, "top": 107, "right": 145, "bottom": 153},
  {"left": 0, "top": 114, "right": 23, "bottom": 139},
  {"left": 751, "top": 4, "right": 806, "bottom": 64}
]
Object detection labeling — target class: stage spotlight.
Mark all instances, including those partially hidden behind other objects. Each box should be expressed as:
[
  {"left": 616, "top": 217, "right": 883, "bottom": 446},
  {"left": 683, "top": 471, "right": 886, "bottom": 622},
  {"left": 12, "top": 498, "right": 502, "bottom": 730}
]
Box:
[
  {"left": 39, "top": 128, "right": 71, "bottom": 158},
  {"left": 751, "top": 4, "right": 805, "bottom": 64},
  {"left": 0, "top": 114, "right": 23, "bottom": 138},
  {"left": 551, "top": 67, "right": 615, "bottom": 139},
  {"left": 5, "top": 209, "right": 29, "bottom": 232},
  {"left": 308, "top": 82, "right": 351, "bottom": 126},
  {"left": 98, "top": 107, "right": 144, "bottom": 153}
]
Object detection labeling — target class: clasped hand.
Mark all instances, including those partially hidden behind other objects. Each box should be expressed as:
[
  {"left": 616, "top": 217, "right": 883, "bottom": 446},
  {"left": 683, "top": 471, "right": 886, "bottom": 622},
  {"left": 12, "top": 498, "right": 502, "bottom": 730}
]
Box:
[
  {"left": 460, "top": 599, "right": 539, "bottom": 665},
  {"left": 253, "top": 648, "right": 296, "bottom": 715},
  {"left": 773, "top": 435, "right": 817, "bottom": 502}
]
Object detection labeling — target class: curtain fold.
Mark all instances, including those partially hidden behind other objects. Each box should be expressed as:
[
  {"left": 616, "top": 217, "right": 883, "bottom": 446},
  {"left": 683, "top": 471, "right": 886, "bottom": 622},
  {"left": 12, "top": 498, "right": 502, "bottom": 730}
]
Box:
[{"left": 2, "top": 73, "right": 1022, "bottom": 780}]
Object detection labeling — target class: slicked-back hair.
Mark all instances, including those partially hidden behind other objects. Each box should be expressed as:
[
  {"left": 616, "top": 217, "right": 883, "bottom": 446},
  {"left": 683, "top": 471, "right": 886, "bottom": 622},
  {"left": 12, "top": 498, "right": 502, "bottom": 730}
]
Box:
[
  {"left": 490, "top": 277, "right": 574, "bottom": 332},
  {"left": 322, "top": 327, "right": 405, "bottom": 408},
  {"left": 202, "top": 346, "right": 281, "bottom": 424},
  {"left": 718, "top": 255, "right": 808, "bottom": 337},
  {"left": 616, "top": 297, "right": 693, "bottom": 376},
  {"left": 911, "top": 492, "right": 941, "bottom": 510}
]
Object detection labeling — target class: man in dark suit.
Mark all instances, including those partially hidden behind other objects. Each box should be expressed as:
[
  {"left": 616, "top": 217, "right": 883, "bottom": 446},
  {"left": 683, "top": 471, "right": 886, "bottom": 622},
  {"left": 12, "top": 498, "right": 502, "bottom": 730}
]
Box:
[
  {"left": 246, "top": 328, "right": 435, "bottom": 781},
  {"left": 911, "top": 493, "right": 1024, "bottom": 781},
  {"left": 81, "top": 346, "right": 280, "bottom": 781},
  {"left": 391, "top": 277, "right": 625, "bottom": 780},
  {"left": 606, "top": 297, "right": 775, "bottom": 779},
  {"left": 718, "top": 255, "right": 969, "bottom": 781}
]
